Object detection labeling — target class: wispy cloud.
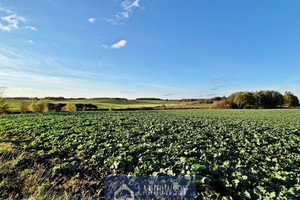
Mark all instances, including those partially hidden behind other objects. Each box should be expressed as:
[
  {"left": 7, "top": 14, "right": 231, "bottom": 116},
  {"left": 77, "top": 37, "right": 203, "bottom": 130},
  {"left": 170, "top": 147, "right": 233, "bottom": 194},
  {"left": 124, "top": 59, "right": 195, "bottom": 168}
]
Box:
[
  {"left": 162, "top": 93, "right": 174, "bottom": 97},
  {"left": 105, "top": 0, "right": 141, "bottom": 25},
  {"left": 115, "top": 12, "right": 129, "bottom": 19},
  {"left": 88, "top": 17, "right": 96, "bottom": 24},
  {"left": 0, "top": 15, "right": 25, "bottom": 31},
  {"left": 0, "top": 45, "right": 95, "bottom": 78},
  {"left": 146, "top": 84, "right": 170, "bottom": 89},
  {"left": 145, "top": 83, "right": 181, "bottom": 91},
  {"left": 25, "top": 26, "right": 37, "bottom": 31},
  {"left": 208, "top": 76, "right": 224, "bottom": 84},
  {"left": 0, "top": 4, "right": 36, "bottom": 32},
  {"left": 210, "top": 85, "right": 225, "bottom": 90},
  {"left": 0, "top": 70, "right": 64, "bottom": 84},
  {"left": 104, "top": 17, "right": 120, "bottom": 25},
  {"left": 0, "top": 4, "right": 13, "bottom": 14},
  {"left": 0, "top": 45, "right": 128, "bottom": 97},
  {"left": 111, "top": 40, "right": 127, "bottom": 49},
  {"left": 208, "top": 77, "right": 237, "bottom": 88}
]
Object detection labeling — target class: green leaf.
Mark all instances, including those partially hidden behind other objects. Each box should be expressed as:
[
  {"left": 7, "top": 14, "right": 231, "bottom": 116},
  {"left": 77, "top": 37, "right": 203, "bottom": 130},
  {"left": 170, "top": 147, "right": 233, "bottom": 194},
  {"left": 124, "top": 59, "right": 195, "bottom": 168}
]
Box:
[{"left": 244, "top": 190, "right": 251, "bottom": 199}]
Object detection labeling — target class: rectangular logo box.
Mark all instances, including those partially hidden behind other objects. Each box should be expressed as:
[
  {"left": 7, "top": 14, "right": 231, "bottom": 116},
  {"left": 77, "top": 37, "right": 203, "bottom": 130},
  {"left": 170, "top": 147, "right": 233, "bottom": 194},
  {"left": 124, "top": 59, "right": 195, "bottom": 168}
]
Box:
[{"left": 105, "top": 176, "right": 195, "bottom": 200}]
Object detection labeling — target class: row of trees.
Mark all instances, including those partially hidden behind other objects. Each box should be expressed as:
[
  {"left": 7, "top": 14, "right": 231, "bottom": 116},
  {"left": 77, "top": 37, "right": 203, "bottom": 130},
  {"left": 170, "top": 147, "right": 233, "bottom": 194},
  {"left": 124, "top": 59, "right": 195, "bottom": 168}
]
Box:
[
  {"left": 211, "top": 90, "right": 299, "bottom": 109},
  {"left": 0, "top": 86, "right": 96, "bottom": 114},
  {"left": 21, "top": 101, "right": 97, "bottom": 113},
  {"left": 179, "top": 97, "right": 227, "bottom": 104}
]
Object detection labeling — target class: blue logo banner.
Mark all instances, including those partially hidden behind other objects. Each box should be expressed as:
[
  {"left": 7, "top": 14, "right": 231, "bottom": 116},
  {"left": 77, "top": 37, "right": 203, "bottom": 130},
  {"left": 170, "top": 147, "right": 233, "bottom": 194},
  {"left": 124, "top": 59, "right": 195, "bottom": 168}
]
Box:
[{"left": 105, "top": 176, "right": 195, "bottom": 200}]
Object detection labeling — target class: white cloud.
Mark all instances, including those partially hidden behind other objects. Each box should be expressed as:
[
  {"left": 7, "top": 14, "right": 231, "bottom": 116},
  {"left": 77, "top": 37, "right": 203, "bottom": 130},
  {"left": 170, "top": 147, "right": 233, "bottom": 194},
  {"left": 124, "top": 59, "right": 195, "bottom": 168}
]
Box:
[
  {"left": 105, "top": 0, "right": 141, "bottom": 25},
  {"left": 27, "top": 40, "right": 34, "bottom": 44},
  {"left": 111, "top": 40, "right": 127, "bottom": 49},
  {"left": 25, "top": 26, "right": 37, "bottom": 31},
  {"left": 88, "top": 18, "right": 96, "bottom": 24},
  {"left": 0, "top": 15, "right": 25, "bottom": 31},
  {"left": 121, "top": 0, "right": 140, "bottom": 13},
  {"left": 0, "top": 23, "right": 10, "bottom": 31},
  {"left": 102, "top": 44, "right": 108, "bottom": 49},
  {"left": 104, "top": 17, "right": 119, "bottom": 25},
  {"left": 115, "top": 12, "right": 129, "bottom": 19},
  {"left": 2, "top": 15, "right": 26, "bottom": 23},
  {"left": 0, "top": 5, "right": 35, "bottom": 32},
  {"left": 0, "top": 4, "right": 12, "bottom": 14}
]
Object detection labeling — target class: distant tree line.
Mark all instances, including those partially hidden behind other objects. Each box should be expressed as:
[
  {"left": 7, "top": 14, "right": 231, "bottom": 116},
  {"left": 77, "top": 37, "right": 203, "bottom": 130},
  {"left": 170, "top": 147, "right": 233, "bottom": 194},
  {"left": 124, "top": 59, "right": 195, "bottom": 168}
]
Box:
[
  {"left": 136, "top": 98, "right": 162, "bottom": 100},
  {"left": 6, "top": 97, "right": 32, "bottom": 100},
  {"left": 20, "top": 102, "right": 99, "bottom": 113},
  {"left": 179, "top": 97, "right": 227, "bottom": 104},
  {"left": 211, "top": 90, "right": 299, "bottom": 109},
  {"left": 43, "top": 96, "right": 66, "bottom": 100},
  {"left": 89, "top": 98, "right": 128, "bottom": 100},
  {"left": 6, "top": 97, "right": 88, "bottom": 100}
]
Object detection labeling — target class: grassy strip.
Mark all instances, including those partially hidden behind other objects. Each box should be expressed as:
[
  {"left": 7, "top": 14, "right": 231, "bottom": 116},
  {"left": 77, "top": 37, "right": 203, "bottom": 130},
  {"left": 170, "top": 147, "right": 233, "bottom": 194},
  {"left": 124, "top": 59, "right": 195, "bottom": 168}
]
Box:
[{"left": 6, "top": 99, "right": 210, "bottom": 112}]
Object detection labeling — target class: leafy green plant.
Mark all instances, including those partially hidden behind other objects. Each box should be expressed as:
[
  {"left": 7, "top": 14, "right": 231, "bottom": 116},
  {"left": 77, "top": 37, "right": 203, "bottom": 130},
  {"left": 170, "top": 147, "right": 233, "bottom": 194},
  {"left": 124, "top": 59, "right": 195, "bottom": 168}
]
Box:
[{"left": 0, "top": 109, "right": 299, "bottom": 199}]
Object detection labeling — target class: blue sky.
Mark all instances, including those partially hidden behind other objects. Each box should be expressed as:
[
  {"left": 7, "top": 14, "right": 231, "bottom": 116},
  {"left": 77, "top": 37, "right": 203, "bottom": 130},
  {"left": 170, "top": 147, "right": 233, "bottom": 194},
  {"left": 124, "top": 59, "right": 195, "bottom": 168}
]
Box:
[{"left": 0, "top": 0, "right": 300, "bottom": 99}]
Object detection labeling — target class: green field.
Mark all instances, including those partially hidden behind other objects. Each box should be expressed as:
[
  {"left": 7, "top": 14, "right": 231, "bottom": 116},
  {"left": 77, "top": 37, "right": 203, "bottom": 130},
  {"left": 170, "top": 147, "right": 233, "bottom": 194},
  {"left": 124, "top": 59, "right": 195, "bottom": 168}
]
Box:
[
  {"left": 6, "top": 98, "right": 210, "bottom": 112},
  {"left": 0, "top": 109, "right": 299, "bottom": 199}
]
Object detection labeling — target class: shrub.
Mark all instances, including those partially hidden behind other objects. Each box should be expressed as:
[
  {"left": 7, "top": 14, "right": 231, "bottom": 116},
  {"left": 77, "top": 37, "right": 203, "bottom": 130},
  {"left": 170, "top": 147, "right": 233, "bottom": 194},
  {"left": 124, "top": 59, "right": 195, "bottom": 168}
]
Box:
[
  {"left": 62, "top": 103, "right": 77, "bottom": 112},
  {"left": 20, "top": 101, "right": 28, "bottom": 113},
  {"left": 29, "top": 101, "right": 48, "bottom": 112},
  {"left": 210, "top": 100, "right": 233, "bottom": 109},
  {"left": 0, "top": 87, "right": 9, "bottom": 114},
  {"left": 0, "top": 97, "right": 9, "bottom": 114}
]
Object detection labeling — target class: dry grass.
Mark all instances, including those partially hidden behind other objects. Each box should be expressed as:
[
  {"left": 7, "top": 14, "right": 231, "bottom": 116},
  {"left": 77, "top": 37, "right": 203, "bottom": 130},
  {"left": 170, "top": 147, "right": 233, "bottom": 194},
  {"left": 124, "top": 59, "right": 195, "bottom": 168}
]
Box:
[
  {"left": 210, "top": 100, "right": 233, "bottom": 109},
  {"left": 62, "top": 103, "right": 77, "bottom": 112},
  {"left": 0, "top": 142, "right": 69, "bottom": 200}
]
